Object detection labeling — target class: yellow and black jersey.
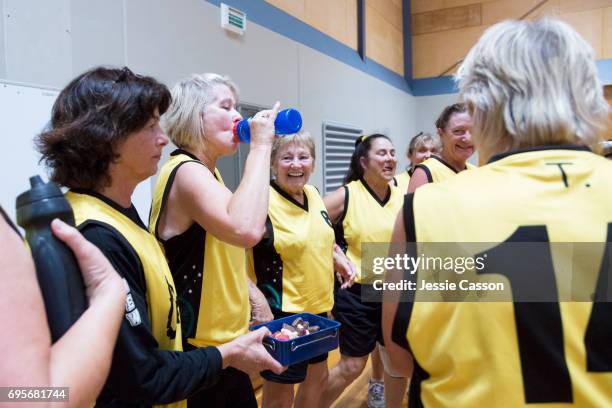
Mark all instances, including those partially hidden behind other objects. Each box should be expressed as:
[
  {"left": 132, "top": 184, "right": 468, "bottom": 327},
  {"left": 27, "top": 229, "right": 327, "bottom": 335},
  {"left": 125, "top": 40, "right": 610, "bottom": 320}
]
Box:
[
  {"left": 415, "top": 155, "right": 477, "bottom": 183},
  {"left": 393, "top": 169, "right": 412, "bottom": 193},
  {"left": 150, "top": 149, "right": 250, "bottom": 348},
  {"left": 394, "top": 146, "right": 612, "bottom": 407},
  {"left": 67, "top": 191, "right": 182, "bottom": 352},
  {"left": 336, "top": 178, "right": 403, "bottom": 283},
  {"left": 67, "top": 190, "right": 223, "bottom": 408},
  {"left": 248, "top": 182, "right": 334, "bottom": 314}
]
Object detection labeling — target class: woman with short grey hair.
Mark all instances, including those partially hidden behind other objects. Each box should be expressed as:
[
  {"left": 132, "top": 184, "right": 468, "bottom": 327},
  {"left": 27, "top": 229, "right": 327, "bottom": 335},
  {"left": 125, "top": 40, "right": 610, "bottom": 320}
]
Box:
[{"left": 384, "top": 18, "right": 612, "bottom": 407}]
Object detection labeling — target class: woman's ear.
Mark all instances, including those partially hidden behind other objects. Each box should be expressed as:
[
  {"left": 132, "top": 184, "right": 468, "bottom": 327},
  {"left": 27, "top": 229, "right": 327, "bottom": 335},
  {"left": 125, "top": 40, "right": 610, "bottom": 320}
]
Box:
[
  {"left": 199, "top": 111, "right": 207, "bottom": 139},
  {"left": 359, "top": 155, "right": 367, "bottom": 171}
]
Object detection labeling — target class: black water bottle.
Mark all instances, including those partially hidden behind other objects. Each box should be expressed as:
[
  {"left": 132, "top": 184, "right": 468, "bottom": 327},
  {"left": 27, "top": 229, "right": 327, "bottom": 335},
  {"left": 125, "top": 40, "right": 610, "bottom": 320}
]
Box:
[{"left": 16, "top": 175, "right": 87, "bottom": 342}]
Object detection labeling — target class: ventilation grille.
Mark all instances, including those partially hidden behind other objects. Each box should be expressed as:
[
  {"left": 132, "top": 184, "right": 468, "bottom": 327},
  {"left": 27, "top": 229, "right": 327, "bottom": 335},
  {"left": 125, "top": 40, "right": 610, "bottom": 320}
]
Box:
[
  {"left": 221, "top": 3, "right": 247, "bottom": 35},
  {"left": 322, "top": 121, "right": 363, "bottom": 195}
]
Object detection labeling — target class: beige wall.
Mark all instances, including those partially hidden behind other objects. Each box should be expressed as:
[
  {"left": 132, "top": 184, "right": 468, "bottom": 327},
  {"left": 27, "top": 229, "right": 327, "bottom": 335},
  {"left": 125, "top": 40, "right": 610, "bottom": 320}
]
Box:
[
  {"left": 266, "top": 0, "right": 404, "bottom": 75},
  {"left": 412, "top": 0, "right": 612, "bottom": 78}
]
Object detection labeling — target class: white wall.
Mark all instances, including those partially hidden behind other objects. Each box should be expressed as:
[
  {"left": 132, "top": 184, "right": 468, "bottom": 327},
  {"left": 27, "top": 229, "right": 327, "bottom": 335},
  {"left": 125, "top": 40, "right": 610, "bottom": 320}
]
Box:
[{"left": 0, "top": 0, "right": 417, "bottom": 205}]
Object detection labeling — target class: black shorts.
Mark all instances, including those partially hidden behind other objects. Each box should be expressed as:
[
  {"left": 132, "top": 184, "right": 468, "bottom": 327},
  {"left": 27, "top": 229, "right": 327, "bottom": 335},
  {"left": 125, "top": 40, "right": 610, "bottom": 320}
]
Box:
[
  {"left": 187, "top": 367, "right": 256, "bottom": 408},
  {"left": 261, "top": 310, "right": 330, "bottom": 384},
  {"left": 332, "top": 282, "right": 383, "bottom": 358}
]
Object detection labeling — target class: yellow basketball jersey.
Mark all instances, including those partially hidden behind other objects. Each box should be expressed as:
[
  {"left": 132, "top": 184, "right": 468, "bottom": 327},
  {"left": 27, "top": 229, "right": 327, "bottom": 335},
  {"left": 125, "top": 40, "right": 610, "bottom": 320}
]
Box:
[
  {"left": 67, "top": 191, "right": 184, "bottom": 408},
  {"left": 337, "top": 178, "right": 403, "bottom": 283},
  {"left": 394, "top": 169, "right": 412, "bottom": 193},
  {"left": 394, "top": 147, "right": 612, "bottom": 407},
  {"left": 416, "top": 155, "right": 476, "bottom": 183},
  {"left": 150, "top": 149, "right": 249, "bottom": 348},
  {"left": 248, "top": 183, "right": 334, "bottom": 314}
]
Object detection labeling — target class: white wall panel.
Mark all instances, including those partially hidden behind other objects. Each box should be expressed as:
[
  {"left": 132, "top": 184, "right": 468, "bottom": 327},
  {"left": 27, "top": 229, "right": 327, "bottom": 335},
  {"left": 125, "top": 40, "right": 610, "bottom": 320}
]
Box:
[
  {"left": 5, "top": 0, "right": 72, "bottom": 87},
  {"left": 70, "top": 0, "right": 125, "bottom": 75}
]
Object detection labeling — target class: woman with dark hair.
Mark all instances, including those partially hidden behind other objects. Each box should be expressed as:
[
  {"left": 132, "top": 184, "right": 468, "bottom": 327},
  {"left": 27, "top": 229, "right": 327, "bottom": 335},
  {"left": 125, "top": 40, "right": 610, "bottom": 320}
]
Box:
[
  {"left": 321, "top": 134, "right": 408, "bottom": 407},
  {"left": 394, "top": 132, "right": 441, "bottom": 193},
  {"left": 408, "top": 103, "right": 476, "bottom": 192},
  {"left": 0, "top": 207, "right": 125, "bottom": 408},
  {"left": 36, "top": 66, "right": 282, "bottom": 408}
]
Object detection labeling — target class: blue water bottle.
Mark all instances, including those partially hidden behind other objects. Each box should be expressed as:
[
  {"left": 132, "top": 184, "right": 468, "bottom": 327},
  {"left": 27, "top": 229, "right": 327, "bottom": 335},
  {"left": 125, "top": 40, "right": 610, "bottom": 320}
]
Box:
[{"left": 233, "top": 108, "right": 303, "bottom": 143}]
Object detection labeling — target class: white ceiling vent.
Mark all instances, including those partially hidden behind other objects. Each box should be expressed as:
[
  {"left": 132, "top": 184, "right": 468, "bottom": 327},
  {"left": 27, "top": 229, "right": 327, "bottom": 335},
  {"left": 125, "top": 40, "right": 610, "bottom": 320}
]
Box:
[{"left": 221, "top": 3, "right": 247, "bottom": 35}]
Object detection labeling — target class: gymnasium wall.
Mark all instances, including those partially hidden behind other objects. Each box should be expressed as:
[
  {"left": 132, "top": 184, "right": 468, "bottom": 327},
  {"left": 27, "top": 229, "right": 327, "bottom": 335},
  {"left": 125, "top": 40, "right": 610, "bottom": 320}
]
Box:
[
  {"left": 411, "top": 0, "right": 612, "bottom": 79},
  {"left": 265, "top": 0, "right": 405, "bottom": 76},
  {"left": 0, "top": 0, "right": 416, "bottom": 192}
]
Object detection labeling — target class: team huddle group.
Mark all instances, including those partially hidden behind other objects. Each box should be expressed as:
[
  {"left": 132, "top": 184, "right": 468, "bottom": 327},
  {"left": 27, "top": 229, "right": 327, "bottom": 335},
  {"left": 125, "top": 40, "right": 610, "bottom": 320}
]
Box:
[{"left": 1, "top": 17, "right": 612, "bottom": 408}]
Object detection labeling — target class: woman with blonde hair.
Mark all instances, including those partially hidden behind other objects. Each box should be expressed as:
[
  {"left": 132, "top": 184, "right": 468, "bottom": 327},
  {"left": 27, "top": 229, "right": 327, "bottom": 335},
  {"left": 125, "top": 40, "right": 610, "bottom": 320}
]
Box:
[
  {"left": 394, "top": 132, "right": 441, "bottom": 192},
  {"left": 150, "top": 73, "right": 280, "bottom": 407},
  {"left": 384, "top": 18, "right": 612, "bottom": 407}
]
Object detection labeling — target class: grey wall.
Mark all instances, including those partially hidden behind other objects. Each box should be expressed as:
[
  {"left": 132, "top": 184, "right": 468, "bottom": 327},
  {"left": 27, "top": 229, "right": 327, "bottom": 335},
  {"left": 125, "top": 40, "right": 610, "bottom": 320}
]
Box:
[{"left": 0, "top": 0, "right": 421, "bottom": 195}]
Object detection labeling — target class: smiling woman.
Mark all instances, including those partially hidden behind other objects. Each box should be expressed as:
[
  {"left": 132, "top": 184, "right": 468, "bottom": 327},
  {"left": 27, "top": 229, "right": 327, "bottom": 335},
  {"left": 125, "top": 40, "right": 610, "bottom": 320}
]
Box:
[
  {"left": 247, "top": 131, "right": 354, "bottom": 408},
  {"left": 321, "top": 133, "right": 409, "bottom": 407},
  {"left": 407, "top": 103, "right": 477, "bottom": 192}
]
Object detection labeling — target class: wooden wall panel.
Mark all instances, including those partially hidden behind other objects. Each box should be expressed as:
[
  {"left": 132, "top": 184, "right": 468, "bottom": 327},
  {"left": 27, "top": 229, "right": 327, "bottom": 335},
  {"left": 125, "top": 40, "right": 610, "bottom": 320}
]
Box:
[
  {"left": 412, "top": 0, "right": 612, "bottom": 79},
  {"left": 267, "top": 0, "right": 403, "bottom": 72},
  {"left": 265, "top": 0, "right": 358, "bottom": 50},
  {"left": 304, "top": 0, "right": 350, "bottom": 46},
  {"left": 559, "top": 8, "right": 604, "bottom": 58},
  {"left": 366, "top": 3, "right": 404, "bottom": 75},
  {"left": 482, "top": 0, "right": 560, "bottom": 26},
  {"left": 412, "top": 26, "right": 484, "bottom": 77},
  {"left": 366, "top": 0, "right": 403, "bottom": 31},
  {"left": 413, "top": 4, "right": 482, "bottom": 35},
  {"left": 345, "top": 0, "right": 358, "bottom": 50},
  {"left": 266, "top": 0, "right": 305, "bottom": 20},
  {"left": 603, "top": 7, "right": 612, "bottom": 58},
  {"left": 559, "top": 0, "right": 612, "bottom": 14},
  {"left": 412, "top": 0, "right": 497, "bottom": 14}
]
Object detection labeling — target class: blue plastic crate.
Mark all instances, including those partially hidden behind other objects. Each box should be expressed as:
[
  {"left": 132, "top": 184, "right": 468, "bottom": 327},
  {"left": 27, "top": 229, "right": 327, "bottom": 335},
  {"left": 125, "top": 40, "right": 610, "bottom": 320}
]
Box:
[{"left": 251, "top": 313, "right": 341, "bottom": 366}]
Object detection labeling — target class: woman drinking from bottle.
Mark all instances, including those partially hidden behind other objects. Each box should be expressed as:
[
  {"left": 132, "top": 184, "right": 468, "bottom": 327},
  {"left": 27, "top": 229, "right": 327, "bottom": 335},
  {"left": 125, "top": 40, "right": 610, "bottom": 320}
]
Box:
[{"left": 150, "top": 73, "right": 280, "bottom": 407}]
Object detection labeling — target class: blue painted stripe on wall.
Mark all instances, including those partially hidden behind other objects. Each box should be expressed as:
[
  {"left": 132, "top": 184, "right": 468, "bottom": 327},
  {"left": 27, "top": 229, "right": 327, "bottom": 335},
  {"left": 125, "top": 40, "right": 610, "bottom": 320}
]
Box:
[
  {"left": 597, "top": 59, "right": 612, "bottom": 85},
  {"left": 412, "top": 76, "right": 457, "bottom": 96},
  {"left": 207, "top": 0, "right": 412, "bottom": 93},
  {"left": 411, "top": 59, "right": 612, "bottom": 96},
  {"left": 207, "top": 1, "right": 612, "bottom": 96}
]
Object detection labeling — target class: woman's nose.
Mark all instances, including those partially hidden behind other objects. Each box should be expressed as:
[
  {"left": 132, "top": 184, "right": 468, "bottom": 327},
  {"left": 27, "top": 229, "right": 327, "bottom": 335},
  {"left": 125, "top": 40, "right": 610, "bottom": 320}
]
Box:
[
  {"left": 158, "top": 129, "right": 169, "bottom": 146},
  {"left": 233, "top": 108, "right": 243, "bottom": 122}
]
